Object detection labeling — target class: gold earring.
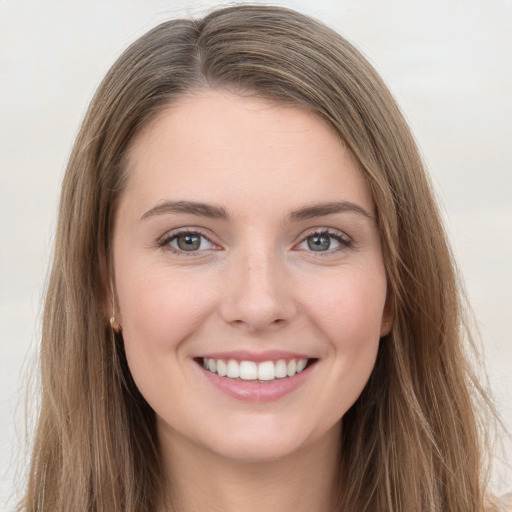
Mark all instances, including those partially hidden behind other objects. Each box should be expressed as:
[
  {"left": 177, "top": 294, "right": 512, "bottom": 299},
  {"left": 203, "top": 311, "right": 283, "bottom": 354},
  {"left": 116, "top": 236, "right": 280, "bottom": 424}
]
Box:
[
  {"left": 109, "top": 280, "right": 121, "bottom": 333},
  {"left": 110, "top": 315, "right": 121, "bottom": 333}
]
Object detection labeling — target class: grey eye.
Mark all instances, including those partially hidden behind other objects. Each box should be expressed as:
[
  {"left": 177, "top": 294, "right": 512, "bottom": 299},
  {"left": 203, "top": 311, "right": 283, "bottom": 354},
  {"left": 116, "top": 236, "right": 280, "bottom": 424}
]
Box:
[
  {"left": 167, "top": 232, "right": 215, "bottom": 252},
  {"left": 306, "top": 233, "right": 333, "bottom": 251},
  {"left": 175, "top": 234, "right": 201, "bottom": 251},
  {"left": 296, "top": 230, "right": 349, "bottom": 253}
]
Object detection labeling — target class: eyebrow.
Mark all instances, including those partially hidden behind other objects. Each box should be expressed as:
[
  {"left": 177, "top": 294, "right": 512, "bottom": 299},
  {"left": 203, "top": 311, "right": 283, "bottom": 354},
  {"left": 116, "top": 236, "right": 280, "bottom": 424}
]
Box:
[
  {"left": 140, "top": 200, "right": 228, "bottom": 221},
  {"left": 287, "top": 201, "right": 373, "bottom": 223},
  {"left": 140, "top": 200, "right": 372, "bottom": 222}
]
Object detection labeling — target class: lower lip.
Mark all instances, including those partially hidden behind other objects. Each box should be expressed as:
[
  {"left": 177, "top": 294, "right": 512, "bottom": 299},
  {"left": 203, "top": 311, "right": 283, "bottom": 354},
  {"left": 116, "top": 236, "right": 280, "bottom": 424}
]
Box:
[{"left": 197, "top": 361, "right": 316, "bottom": 402}]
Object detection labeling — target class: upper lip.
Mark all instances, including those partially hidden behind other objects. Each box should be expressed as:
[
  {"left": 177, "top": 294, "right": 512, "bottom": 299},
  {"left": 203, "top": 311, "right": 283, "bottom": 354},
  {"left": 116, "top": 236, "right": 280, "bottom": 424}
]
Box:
[{"left": 196, "top": 350, "right": 314, "bottom": 363}]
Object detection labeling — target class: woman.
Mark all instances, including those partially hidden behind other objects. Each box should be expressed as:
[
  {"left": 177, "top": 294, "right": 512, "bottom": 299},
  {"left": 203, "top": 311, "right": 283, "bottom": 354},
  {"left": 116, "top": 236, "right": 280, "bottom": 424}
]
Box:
[{"left": 20, "top": 5, "right": 506, "bottom": 512}]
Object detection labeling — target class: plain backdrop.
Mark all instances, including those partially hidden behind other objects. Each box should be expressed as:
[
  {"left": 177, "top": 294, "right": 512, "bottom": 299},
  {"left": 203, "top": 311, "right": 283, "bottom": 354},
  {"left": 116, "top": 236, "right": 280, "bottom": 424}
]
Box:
[{"left": 1, "top": 0, "right": 511, "bottom": 507}]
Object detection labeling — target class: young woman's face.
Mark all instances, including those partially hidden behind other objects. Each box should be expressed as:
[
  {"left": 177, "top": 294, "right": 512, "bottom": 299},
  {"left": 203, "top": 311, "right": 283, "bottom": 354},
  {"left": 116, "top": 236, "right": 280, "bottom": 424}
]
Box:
[{"left": 113, "top": 90, "right": 392, "bottom": 462}]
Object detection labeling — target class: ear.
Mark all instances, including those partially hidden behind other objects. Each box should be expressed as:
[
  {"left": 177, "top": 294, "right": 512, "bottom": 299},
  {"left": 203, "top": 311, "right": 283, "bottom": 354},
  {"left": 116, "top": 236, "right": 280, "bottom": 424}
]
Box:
[
  {"left": 379, "top": 293, "right": 394, "bottom": 337},
  {"left": 99, "top": 254, "right": 113, "bottom": 320},
  {"left": 104, "top": 279, "right": 123, "bottom": 333},
  {"left": 99, "top": 252, "right": 122, "bottom": 327}
]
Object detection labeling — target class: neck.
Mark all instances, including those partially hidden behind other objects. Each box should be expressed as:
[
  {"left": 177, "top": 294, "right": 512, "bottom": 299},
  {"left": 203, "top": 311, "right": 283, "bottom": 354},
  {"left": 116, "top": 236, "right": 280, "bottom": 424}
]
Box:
[{"left": 158, "top": 425, "right": 340, "bottom": 512}]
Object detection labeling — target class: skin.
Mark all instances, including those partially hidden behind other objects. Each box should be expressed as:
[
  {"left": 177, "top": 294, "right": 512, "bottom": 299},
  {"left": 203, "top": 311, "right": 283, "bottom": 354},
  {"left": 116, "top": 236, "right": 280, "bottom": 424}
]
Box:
[{"left": 112, "top": 89, "right": 392, "bottom": 512}]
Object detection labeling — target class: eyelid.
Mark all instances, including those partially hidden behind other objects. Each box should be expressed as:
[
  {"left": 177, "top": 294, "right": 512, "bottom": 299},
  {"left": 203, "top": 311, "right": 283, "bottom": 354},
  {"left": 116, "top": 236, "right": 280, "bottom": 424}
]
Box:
[
  {"left": 157, "top": 227, "right": 221, "bottom": 254},
  {"left": 294, "top": 227, "right": 353, "bottom": 253},
  {"left": 301, "top": 227, "right": 351, "bottom": 241}
]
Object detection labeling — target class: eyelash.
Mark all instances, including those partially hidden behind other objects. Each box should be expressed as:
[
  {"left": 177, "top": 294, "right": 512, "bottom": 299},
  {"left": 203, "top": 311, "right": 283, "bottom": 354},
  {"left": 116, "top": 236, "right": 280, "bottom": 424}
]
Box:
[
  {"left": 157, "top": 229, "right": 216, "bottom": 255},
  {"left": 297, "top": 229, "right": 353, "bottom": 255},
  {"left": 157, "top": 228, "right": 353, "bottom": 256}
]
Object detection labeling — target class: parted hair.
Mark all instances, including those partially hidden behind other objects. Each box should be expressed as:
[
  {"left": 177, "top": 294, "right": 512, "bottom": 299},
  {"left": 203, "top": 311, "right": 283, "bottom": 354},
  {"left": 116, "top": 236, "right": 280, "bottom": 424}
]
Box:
[{"left": 21, "top": 5, "right": 500, "bottom": 512}]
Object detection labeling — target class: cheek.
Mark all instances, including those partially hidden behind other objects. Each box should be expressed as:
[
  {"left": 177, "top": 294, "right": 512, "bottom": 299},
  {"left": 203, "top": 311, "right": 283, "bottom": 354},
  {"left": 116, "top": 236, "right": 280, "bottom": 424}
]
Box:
[
  {"left": 116, "top": 265, "right": 218, "bottom": 354},
  {"left": 305, "top": 265, "right": 388, "bottom": 346},
  {"left": 116, "top": 267, "right": 219, "bottom": 411},
  {"left": 302, "top": 267, "right": 386, "bottom": 418}
]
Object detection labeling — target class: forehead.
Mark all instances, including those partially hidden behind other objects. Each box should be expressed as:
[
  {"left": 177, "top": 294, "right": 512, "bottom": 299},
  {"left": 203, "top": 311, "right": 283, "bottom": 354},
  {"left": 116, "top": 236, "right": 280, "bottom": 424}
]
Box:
[{"left": 122, "top": 89, "right": 374, "bottom": 217}]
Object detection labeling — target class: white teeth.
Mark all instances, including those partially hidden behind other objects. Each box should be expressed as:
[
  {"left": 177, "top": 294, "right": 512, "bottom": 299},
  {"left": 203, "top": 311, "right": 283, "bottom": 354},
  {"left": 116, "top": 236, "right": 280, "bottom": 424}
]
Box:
[
  {"left": 216, "top": 359, "right": 227, "bottom": 377},
  {"left": 275, "top": 359, "right": 287, "bottom": 378},
  {"left": 239, "top": 361, "right": 258, "bottom": 380},
  {"left": 287, "top": 359, "right": 296, "bottom": 377},
  {"left": 258, "top": 361, "right": 275, "bottom": 381},
  {"left": 202, "top": 357, "right": 310, "bottom": 381},
  {"left": 226, "top": 359, "right": 240, "bottom": 378},
  {"left": 296, "top": 359, "right": 307, "bottom": 373}
]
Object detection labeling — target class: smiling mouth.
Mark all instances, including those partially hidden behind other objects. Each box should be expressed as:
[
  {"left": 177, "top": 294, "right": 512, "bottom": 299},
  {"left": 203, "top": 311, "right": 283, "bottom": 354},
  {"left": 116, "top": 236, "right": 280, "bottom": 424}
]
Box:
[{"left": 196, "top": 357, "right": 317, "bottom": 382}]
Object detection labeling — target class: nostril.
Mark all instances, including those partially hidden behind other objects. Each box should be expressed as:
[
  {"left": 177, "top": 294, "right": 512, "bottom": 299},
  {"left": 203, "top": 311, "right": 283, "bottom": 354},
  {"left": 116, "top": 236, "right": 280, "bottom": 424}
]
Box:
[{"left": 227, "top": 317, "right": 287, "bottom": 332}]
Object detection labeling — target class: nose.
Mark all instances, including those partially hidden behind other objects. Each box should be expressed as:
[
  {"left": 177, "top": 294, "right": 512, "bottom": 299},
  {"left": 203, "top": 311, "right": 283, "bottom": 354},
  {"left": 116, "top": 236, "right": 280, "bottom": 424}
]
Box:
[{"left": 219, "top": 248, "right": 297, "bottom": 333}]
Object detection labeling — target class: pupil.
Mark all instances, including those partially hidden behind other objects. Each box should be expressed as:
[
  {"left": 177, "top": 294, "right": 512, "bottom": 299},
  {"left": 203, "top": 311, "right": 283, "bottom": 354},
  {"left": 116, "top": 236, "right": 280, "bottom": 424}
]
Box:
[
  {"left": 307, "top": 234, "right": 330, "bottom": 251},
  {"left": 177, "top": 234, "right": 200, "bottom": 251}
]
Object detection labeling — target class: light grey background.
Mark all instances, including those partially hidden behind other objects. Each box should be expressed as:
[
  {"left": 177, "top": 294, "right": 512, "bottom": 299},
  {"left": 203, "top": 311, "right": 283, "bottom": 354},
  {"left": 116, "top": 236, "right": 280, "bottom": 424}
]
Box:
[{"left": 1, "top": 0, "right": 511, "bottom": 507}]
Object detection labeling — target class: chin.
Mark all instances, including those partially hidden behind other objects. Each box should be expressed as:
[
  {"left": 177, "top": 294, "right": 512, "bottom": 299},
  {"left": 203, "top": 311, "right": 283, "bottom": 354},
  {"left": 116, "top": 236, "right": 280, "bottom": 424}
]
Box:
[
  {"left": 205, "top": 434, "right": 310, "bottom": 463},
  {"left": 191, "top": 413, "right": 338, "bottom": 464}
]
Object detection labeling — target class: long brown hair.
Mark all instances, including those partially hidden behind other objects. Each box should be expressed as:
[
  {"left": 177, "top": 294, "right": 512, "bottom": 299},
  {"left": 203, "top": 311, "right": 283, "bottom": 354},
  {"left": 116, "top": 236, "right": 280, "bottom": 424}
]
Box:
[{"left": 21, "top": 5, "right": 501, "bottom": 511}]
